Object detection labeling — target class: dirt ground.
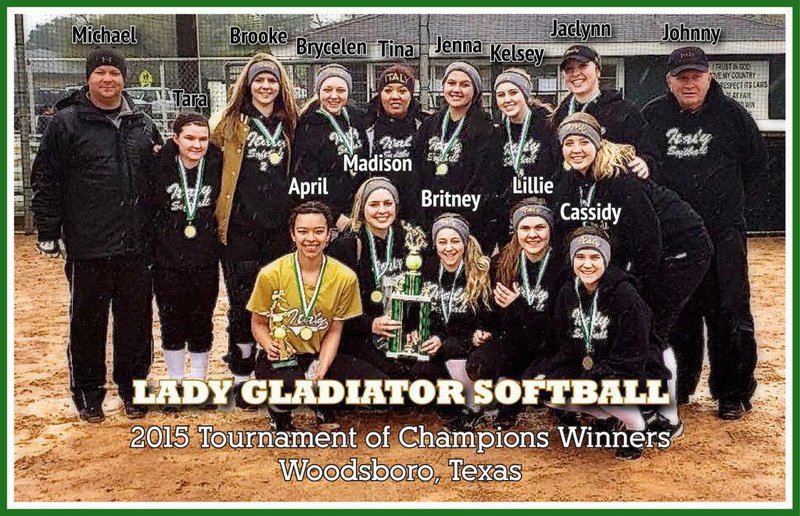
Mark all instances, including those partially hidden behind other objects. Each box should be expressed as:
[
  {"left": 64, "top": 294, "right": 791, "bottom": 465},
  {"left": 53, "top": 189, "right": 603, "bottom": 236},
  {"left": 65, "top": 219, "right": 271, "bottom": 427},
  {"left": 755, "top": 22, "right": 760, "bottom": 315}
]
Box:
[{"left": 12, "top": 235, "right": 787, "bottom": 504}]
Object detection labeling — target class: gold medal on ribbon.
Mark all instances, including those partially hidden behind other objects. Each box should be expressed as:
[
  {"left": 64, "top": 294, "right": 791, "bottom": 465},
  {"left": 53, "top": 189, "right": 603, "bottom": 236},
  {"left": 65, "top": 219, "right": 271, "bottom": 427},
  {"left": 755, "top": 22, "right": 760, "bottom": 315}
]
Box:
[
  {"left": 370, "top": 290, "right": 383, "bottom": 304},
  {"left": 184, "top": 224, "right": 197, "bottom": 239},
  {"left": 268, "top": 152, "right": 281, "bottom": 165},
  {"left": 272, "top": 326, "right": 287, "bottom": 340},
  {"left": 582, "top": 355, "right": 594, "bottom": 371},
  {"left": 435, "top": 163, "right": 449, "bottom": 176},
  {"left": 300, "top": 327, "right": 314, "bottom": 341}
]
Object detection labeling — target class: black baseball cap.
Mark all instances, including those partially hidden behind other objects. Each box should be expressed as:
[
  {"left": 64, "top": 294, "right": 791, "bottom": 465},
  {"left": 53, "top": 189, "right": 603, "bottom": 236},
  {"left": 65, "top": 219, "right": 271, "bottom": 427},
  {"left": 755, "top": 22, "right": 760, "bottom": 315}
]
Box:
[
  {"left": 560, "top": 45, "right": 600, "bottom": 70},
  {"left": 668, "top": 47, "right": 709, "bottom": 76}
]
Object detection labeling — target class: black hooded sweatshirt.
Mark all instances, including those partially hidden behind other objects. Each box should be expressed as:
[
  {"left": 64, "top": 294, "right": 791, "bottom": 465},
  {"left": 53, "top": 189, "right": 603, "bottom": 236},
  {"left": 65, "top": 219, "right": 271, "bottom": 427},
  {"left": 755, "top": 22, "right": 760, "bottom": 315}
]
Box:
[
  {"left": 641, "top": 79, "right": 768, "bottom": 235},
  {"left": 411, "top": 104, "right": 506, "bottom": 249},
  {"left": 31, "top": 86, "right": 162, "bottom": 260},
  {"left": 292, "top": 102, "right": 369, "bottom": 220},
  {"left": 539, "top": 266, "right": 670, "bottom": 386},
  {"left": 151, "top": 140, "right": 222, "bottom": 269},
  {"left": 365, "top": 97, "right": 429, "bottom": 219}
]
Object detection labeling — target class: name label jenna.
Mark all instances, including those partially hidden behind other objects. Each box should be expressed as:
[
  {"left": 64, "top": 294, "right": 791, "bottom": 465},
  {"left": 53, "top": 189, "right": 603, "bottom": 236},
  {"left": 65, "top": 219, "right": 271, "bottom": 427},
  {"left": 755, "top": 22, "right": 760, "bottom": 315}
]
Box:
[
  {"left": 421, "top": 190, "right": 482, "bottom": 212},
  {"left": 72, "top": 25, "right": 137, "bottom": 45}
]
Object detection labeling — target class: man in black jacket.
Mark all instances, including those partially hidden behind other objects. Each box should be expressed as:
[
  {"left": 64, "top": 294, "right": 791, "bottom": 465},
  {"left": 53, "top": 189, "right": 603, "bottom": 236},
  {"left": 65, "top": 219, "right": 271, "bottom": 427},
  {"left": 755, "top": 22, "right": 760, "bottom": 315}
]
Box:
[
  {"left": 31, "top": 48, "right": 162, "bottom": 423},
  {"left": 641, "top": 47, "right": 768, "bottom": 420}
]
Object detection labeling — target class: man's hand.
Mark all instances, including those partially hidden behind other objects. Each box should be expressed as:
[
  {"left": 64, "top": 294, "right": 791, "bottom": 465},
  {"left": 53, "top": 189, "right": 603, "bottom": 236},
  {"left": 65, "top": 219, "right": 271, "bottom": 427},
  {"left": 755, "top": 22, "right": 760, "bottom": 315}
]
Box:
[
  {"left": 628, "top": 156, "right": 650, "bottom": 179},
  {"left": 36, "top": 239, "right": 65, "bottom": 259}
]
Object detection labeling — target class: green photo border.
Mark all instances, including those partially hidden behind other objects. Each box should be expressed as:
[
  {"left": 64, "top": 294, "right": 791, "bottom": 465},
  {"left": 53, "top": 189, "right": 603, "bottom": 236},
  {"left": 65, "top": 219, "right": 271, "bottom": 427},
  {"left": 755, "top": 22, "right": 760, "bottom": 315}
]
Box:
[{"left": 4, "top": 1, "right": 796, "bottom": 511}]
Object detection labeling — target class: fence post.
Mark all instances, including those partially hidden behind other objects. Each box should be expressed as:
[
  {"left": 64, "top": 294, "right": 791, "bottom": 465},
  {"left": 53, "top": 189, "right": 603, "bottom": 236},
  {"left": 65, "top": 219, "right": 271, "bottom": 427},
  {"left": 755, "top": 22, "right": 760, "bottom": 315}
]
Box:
[
  {"left": 15, "top": 14, "right": 34, "bottom": 234},
  {"left": 418, "top": 14, "right": 430, "bottom": 110}
]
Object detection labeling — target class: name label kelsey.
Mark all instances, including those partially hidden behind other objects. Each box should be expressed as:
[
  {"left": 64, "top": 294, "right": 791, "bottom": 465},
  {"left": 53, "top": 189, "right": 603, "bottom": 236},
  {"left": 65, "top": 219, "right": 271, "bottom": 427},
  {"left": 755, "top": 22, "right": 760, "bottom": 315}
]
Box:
[
  {"left": 490, "top": 45, "right": 544, "bottom": 66},
  {"left": 421, "top": 190, "right": 482, "bottom": 212},
  {"left": 512, "top": 177, "right": 553, "bottom": 195},
  {"left": 343, "top": 155, "right": 412, "bottom": 174},
  {"left": 560, "top": 203, "right": 621, "bottom": 225},
  {"left": 173, "top": 90, "right": 208, "bottom": 109},
  {"left": 661, "top": 22, "right": 721, "bottom": 46},
  {"left": 550, "top": 18, "right": 612, "bottom": 40},
  {"left": 289, "top": 177, "right": 328, "bottom": 199},
  {"left": 72, "top": 25, "right": 137, "bottom": 45}
]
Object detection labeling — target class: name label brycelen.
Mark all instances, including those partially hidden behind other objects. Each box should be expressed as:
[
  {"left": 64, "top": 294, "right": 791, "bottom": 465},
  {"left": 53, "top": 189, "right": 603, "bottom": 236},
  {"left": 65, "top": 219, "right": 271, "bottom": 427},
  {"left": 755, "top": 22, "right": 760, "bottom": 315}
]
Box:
[
  {"left": 344, "top": 155, "right": 412, "bottom": 174},
  {"left": 289, "top": 177, "right": 328, "bottom": 199},
  {"left": 72, "top": 25, "right": 138, "bottom": 45},
  {"left": 296, "top": 37, "right": 367, "bottom": 59},
  {"left": 560, "top": 203, "right": 621, "bottom": 225},
  {"left": 421, "top": 190, "right": 482, "bottom": 212}
]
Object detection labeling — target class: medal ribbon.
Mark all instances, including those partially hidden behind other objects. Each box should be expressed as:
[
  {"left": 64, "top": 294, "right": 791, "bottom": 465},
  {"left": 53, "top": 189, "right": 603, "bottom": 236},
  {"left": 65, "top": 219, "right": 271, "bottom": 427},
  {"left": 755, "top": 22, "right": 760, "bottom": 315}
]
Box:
[
  {"left": 519, "top": 248, "right": 551, "bottom": 305},
  {"left": 316, "top": 107, "right": 355, "bottom": 156},
  {"left": 176, "top": 156, "right": 205, "bottom": 224},
  {"left": 292, "top": 252, "right": 328, "bottom": 323},
  {"left": 579, "top": 183, "right": 597, "bottom": 227},
  {"left": 574, "top": 277, "right": 599, "bottom": 355},
  {"left": 438, "top": 108, "right": 466, "bottom": 164},
  {"left": 438, "top": 261, "right": 464, "bottom": 324},
  {"left": 251, "top": 118, "right": 283, "bottom": 147},
  {"left": 567, "top": 90, "right": 602, "bottom": 116},
  {"left": 366, "top": 227, "right": 394, "bottom": 289},
  {"left": 504, "top": 109, "right": 533, "bottom": 174}
]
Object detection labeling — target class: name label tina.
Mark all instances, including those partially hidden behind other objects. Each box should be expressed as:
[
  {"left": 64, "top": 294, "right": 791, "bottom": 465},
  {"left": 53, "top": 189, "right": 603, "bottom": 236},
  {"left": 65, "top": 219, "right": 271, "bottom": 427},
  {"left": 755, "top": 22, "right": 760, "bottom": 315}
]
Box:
[
  {"left": 296, "top": 37, "right": 367, "bottom": 59},
  {"left": 550, "top": 18, "right": 612, "bottom": 41},
  {"left": 560, "top": 203, "right": 621, "bottom": 225},
  {"left": 662, "top": 22, "right": 722, "bottom": 46},
  {"left": 229, "top": 26, "right": 289, "bottom": 46},
  {"left": 289, "top": 177, "right": 328, "bottom": 199},
  {"left": 344, "top": 155, "right": 412, "bottom": 174},
  {"left": 173, "top": 90, "right": 208, "bottom": 109},
  {"left": 72, "top": 25, "right": 137, "bottom": 45},
  {"left": 421, "top": 190, "right": 482, "bottom": 212}
]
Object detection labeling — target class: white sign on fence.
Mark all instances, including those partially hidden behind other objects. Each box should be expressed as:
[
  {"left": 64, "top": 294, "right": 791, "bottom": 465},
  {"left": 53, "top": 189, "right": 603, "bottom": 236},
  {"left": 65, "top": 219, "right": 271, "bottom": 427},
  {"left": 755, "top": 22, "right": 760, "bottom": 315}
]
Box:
[{"left": 710, "top": 61, "right": 770, "bottom": 120}]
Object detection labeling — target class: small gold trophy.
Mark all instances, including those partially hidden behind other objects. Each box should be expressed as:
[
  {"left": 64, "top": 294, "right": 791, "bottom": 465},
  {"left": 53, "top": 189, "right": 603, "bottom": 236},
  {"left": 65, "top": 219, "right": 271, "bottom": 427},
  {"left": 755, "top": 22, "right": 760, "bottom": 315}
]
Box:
[
  {"left": 386, "top": 223, "right": 432, "bottom": 362},
  {"left": 270, "top": 314, "right": 298, "bottom": 369}
]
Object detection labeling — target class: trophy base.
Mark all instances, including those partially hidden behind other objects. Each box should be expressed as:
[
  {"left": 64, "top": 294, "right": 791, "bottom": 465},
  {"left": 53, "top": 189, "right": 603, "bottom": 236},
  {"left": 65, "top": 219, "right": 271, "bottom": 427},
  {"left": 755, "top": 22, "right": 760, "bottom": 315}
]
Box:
[
  {"left": 272, "top": 357, "right": 298, "bottom": 369},
  {"left": 386, "top": 351, "right": 430, "bottom": 362}
]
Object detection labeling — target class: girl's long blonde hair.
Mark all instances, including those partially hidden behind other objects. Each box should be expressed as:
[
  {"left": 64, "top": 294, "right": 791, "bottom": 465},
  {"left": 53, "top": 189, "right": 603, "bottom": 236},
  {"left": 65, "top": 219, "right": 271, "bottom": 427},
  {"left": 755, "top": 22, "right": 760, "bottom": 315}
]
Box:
[
  {"left": 215, "top": 53, "right": 298, "bottom": 146},
  {"left": 560, "top": 112, "right": 636, "bottom": 181},
  {"left": 463, "top": 235, "right": 493, "bottom": 312}
]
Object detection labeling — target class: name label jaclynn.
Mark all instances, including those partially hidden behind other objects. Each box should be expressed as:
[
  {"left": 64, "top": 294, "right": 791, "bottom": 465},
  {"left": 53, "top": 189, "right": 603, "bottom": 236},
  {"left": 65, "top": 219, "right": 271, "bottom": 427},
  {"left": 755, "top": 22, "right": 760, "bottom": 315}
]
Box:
[
  {"left": 550, "top": 18, "right": 612, "bottom": 41},
  {"left": 289, "top": 177, "right": 328, "bottom": 199}
]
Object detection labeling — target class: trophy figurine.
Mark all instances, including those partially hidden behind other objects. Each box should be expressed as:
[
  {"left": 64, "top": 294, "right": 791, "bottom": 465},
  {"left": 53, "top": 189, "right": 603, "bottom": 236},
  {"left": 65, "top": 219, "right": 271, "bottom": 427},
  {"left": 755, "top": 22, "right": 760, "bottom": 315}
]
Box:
[
  {"left": 386, "top": 223, "right": 432, "bottom": 361},
  {"left": 270, "top": 314, "right": 298, "bottom": 368}
]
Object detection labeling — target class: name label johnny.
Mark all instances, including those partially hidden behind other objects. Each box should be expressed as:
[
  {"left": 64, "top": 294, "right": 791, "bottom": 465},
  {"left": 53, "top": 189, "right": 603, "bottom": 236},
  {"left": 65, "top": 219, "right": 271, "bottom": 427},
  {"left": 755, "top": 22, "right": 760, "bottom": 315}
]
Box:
[
  {"left": 421, "top": 190, "right": 482, "bottom": 212},
  {"left": 72, "top": 25, "right": 137, "bottom": 45},
  {"left": 661, "top": 22, "right": 721, "bottom": 46},
  {"left": 560, "top": 203, "right": 621, "bottom": 226}
]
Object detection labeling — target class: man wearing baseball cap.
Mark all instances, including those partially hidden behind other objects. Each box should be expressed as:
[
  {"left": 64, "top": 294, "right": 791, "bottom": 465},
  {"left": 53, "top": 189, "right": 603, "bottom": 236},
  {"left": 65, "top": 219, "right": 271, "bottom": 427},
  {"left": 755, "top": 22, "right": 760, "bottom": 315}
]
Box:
[
  {"left": 641, "top": 47, "right": 768, "bottom": 420},
  {"left": 31, "top": 48, "right": 162, "bottom": 423}
]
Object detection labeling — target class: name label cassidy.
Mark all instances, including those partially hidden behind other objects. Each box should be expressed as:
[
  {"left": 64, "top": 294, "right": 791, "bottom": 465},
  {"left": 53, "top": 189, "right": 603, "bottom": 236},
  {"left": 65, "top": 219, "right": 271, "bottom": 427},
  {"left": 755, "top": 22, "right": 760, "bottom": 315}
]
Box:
[
  {"left": 289, "top": 177, "right": 328, "bottom": 199},
  {"left": 343, "top": 155, "right": 412, "bottom": 174},
  {"left": 662, "top": 22, "right": 721, "bottom": 46},
  {"left": 72, "top": 25, "right": 137, "bottom": 45},
  {"left": 421, "top": 190, "right": 482, "bottom": 212},
  {"left": 550, "top": 18, "right": 612, "bottom": 40},
  {"left": 560, "top": 202, "right": 621, "bottom": 225}
]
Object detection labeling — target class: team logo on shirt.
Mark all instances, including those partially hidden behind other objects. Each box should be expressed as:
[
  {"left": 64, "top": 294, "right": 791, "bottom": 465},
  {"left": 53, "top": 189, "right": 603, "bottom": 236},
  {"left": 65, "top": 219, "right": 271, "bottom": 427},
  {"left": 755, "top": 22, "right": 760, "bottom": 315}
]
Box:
[
  {"left": 427, "top": 283, "right": 469, "bottom": 315},
  {"left": 569, "top": 308, "right": 610, "bottom": 340},
  {"left": 525, "top": 286, "right": 549, "bottom": 312},
  {"left": 426, "top": 136, "right": 463, "bottom": 164},
  {"left": 503, "top": 138, "right": 541, "bottom": 174},
  {"left": 329, "top": 127, "right": 364, "bottom": 156},
  {"left": 166, "top": 184, "right": 213, "bottom": 212},
  {"left": 246, "top": 129, "right": 287, "bottom": 172},
  {"left": 268, "top": 289, "right": 330, "bottom": 336},
  {"left": 377, "top": 135, "right": 413, "bottom": 159},
  {"left": 665, "top": 127, "right": 712, "bottom": 159}
]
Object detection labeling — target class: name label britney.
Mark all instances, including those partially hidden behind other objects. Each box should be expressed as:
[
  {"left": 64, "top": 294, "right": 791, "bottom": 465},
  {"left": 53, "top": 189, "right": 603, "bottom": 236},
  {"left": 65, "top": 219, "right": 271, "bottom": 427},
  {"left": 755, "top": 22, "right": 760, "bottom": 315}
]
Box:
[
  {"left": 421, "top": 190, "right": 482, "bottom": 212},
  {"left": 560, "top": 203, "right": 621, "bottom": 225}
]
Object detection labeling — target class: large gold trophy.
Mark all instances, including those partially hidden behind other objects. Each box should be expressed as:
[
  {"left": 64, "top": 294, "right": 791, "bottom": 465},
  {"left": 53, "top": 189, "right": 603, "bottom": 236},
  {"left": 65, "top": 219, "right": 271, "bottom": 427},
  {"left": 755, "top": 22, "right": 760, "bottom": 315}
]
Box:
[
  {"left": 386, "top": 222, "right": 432, "bottom": 362},
  {"left": 270, "top": 313, "right": 298, "bottom": 368}
]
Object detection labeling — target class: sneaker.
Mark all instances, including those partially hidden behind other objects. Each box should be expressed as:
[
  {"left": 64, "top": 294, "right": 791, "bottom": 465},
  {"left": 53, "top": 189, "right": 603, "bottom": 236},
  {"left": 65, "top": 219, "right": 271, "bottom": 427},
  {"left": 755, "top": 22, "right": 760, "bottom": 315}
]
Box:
[
  {"left": 718, "top": 399, "right": 752, "bottom": 420},
  {"left": 445, "top": 410, "right": 486, "bottom": 432},
  {"left": 269, "top": 411, "right": 295, "bottom": 431},
  {"left": 590, "top": 416, "right": 619, "bottom": 433},
  {"left": 556, "top": 411, "right": 581, "bottom": 428},
  {"left": 234, "top": 383, "right": 259, "bottom": 412},
  {"left": 315, "top": 408, "right": 340, "bottom": 431},
  {"left": 615, "top": 431, "right": 644, "bottom": 460},
  {"left": 78, "top": 405, "right": 105, "bottom": 424},
  {"left": 649, "top": 414, "right": 684, "bottom": 441},
  {"left": 123, "top": 402, "right": 148, "bottom": 420}
]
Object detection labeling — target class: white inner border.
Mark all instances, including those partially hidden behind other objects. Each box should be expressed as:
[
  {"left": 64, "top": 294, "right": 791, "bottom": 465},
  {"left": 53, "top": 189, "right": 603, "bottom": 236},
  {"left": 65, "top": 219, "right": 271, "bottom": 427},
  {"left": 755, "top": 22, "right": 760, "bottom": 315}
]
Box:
[{"left": 6, "top": 5, "right": 794, "bottom": 510}]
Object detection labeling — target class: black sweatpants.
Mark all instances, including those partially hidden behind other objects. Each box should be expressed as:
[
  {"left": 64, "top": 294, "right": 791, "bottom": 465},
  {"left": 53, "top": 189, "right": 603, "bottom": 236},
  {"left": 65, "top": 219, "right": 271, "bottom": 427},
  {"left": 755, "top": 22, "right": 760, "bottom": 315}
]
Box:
[
  {"left": 65, "top": 255, "right": 153, "bottom": 410},
  {"left": 670, "top": 228, "right": 758, "bottom": 403},
  {"left": 153, "top": 266, "right": 219, "bottom": 353},
  {"left": 344, "top": 336, "right": 444, "bottom": 381}
]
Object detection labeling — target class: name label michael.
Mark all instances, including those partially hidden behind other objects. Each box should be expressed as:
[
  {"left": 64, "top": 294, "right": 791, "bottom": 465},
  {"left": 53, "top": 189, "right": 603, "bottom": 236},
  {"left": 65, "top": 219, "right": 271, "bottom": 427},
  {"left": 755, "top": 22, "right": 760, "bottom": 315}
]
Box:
[
  {"left": 72, "top": 25, "right": 137, "bottom": 45},
  {"left": 421, "top": 190, "right": 482, "bottom": 212},
  {"left": 560, "top": 203, "right": 621, "bottom": 226}
]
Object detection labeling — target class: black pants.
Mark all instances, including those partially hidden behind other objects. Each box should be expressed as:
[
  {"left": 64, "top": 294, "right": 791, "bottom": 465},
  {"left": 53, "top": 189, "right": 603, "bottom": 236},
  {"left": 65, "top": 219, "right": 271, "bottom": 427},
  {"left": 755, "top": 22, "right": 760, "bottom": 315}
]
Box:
[
  {"left": 670, "top": 228, "right": 758, "bottom": 403},
  {"left": 254, "top": 351, "right": 389, "bottom": 413},
  {"left": 221, "top": 233, "right": 287, "bottom": 376},
  {"left": 344, "top": 335, "right": 444, "bottom": 381},
  {"left": 153, "top": 266, "right": 219, "bottom": 353},
  {"left": 65, "top": 255, "right": 153, "bottom": 410}
]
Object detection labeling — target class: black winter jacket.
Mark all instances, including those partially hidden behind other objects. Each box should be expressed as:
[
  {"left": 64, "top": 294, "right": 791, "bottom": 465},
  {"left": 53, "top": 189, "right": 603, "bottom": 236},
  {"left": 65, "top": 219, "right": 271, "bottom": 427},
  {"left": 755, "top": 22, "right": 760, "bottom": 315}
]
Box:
[
  {"left": 31, "top": 86, "right": 162, "bottom": 260},
  {"left": 641, "top": 80, "right": 768, "bottom": 235},
  {"left": 292, "top": 102, "right": 369, "bottom": 220},
  {"left": 151, "top": 140, "right": 222, "bottom": 269},
  {"left": 540, "top": 266, "right": 670, "bottom": 386}
]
